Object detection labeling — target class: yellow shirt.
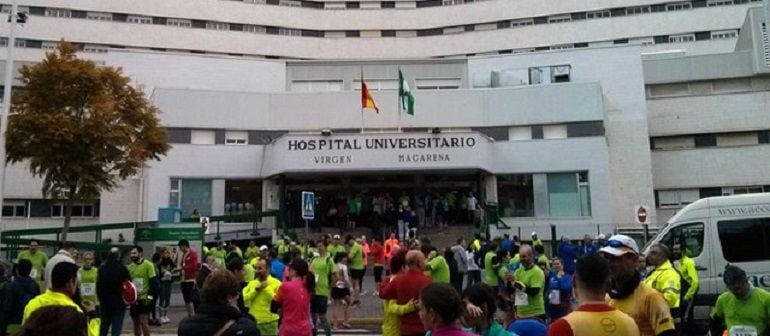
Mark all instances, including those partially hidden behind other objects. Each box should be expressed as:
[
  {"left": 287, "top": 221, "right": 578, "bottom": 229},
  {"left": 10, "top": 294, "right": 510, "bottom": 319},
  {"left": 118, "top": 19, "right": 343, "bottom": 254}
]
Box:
[
  {"left": 609, "top": 283, "right": 676, "bottom": 336},
  {"left": 644, "top": 260, "right": 681, "bottom": 309},
  {"left": 382, "top": 299, "right": 416, "bottom": 336},
  {"left": 243, "top": 276, "right": 281, "bottom": 323},
  {"left": 23, "top": 289, "right": 97, "bottom": 336},
  {"left": 561, "top": 304, "right": 640, "bottom": 336}
]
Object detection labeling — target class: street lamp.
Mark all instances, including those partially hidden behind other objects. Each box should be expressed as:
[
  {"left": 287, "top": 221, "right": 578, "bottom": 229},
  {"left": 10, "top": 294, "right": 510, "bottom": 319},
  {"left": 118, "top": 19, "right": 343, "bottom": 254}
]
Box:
[{"left": 0, "top": 0, "right": 25, "bottom": 235}]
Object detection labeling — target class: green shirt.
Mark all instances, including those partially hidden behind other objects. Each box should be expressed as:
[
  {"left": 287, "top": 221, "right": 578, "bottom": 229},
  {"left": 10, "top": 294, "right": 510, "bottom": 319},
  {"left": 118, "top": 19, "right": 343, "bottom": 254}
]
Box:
[
  {"left": 513, "top": 264, "right": 546, "bottom": 318},
  {"left": 128, "top": 259, "right": 157, "bottom": 299},
  {"left": 310, "top": 255, "right": 337, "bottom": 297},
  {"left": 427, "top": 256, "right": 450, "bottom": 284},
  {"left": 712, "top": 287, "right": 770, "bottom": 335},
  {"left": 484, "top": 251, "right": 498, "bottom": 287},
  {"left": 17, "top": 251, "right": 48, "bottom": 283},
  {"left": 78, "top": 267, "right": 99, "bottom": 305},
  {"left": 328, "top": 244, "right": 346, "bottom": 259},
  {"left": 208, "top": 248, "right": 226, "bottom": 268},
  {"left": 349, "top": 243, "right": 364, "bottom": 270}
]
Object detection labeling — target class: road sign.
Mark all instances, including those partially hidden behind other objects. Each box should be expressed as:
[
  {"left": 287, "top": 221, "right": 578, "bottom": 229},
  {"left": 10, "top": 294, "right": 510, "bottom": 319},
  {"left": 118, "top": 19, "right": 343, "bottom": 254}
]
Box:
[
  {"left": 302, "top": 191, "right": 315, "bottom": 220},
  {"left": 636, "top": 205, "right": 649, "bottom": 224},
  {"left": 135, "top": 227, "right": 202, "bottom": 242}
]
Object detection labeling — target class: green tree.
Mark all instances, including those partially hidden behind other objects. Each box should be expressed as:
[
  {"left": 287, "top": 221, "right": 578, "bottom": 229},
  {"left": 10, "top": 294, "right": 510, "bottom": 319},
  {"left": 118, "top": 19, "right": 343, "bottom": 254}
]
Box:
[{"left": 6, "top": 42, "right": 170, "bottom": 240}]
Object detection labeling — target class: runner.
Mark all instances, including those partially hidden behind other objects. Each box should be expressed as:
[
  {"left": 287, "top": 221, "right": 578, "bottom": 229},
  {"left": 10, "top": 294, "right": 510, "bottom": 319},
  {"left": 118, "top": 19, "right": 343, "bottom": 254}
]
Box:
[
  {"left": 310, "top": 240, "right": 336, "bottom": 336},
  {"left": 128, "top": 245, "right": 156, "bottom": 336},
  {"left": 710, "top": 264, "right": 770, "bottom": 336}
]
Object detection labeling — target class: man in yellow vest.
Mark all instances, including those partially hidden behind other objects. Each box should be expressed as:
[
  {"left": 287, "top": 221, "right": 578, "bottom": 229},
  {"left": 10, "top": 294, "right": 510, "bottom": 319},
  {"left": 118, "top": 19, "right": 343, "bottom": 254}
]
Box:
[
  {"left": 549, "top": 254, "right": 639, "bottom": 335},
  {"left": 243, "top": 259, "right": 281, "bottom": 336},
  {"left": 672, "top": 242, "right": 699, "bottom": 334},
  {"left": 23, "top": 262, "right": 97, "bottom": 336},
  {"left": 644, "top": 244, "right": 681, "bottom": 311}
]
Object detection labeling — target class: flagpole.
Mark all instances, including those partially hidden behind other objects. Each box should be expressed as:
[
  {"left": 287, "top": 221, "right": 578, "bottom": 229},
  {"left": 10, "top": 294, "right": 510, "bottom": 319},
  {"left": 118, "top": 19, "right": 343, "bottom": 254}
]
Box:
[
  {"left": 360, "top": 68, "right": 364, "bottom": 133},
  {"left": 397, "top": 67, "right": 402, "bottom": 133}
]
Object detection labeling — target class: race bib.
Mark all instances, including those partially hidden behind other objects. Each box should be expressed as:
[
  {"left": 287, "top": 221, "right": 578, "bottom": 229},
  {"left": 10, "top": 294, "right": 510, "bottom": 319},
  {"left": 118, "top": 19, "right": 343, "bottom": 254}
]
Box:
[
  {"left": 29, "top": 268, "right": 38, "bottom": 279},
  {"left": 133, "top": 278, "right": 144, "bottom": 293},
  {"left": 81, "top": 283, "right": 96, "bottom": 296},
  {"left": 548, "top": 289, "right": 561, "bottom": 305},
  {"left": 514, "top": 290, "right": 528, "bottom": 306},
  {"left": 729, "top": 325, "right": 758, "bottom": 336}
]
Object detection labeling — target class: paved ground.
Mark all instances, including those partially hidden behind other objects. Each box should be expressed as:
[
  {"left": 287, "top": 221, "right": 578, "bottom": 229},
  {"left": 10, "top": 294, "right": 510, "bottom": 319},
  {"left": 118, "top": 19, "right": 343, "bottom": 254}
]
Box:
[{"left": 120, "top": 273, "right": 387, "bottom": 335}]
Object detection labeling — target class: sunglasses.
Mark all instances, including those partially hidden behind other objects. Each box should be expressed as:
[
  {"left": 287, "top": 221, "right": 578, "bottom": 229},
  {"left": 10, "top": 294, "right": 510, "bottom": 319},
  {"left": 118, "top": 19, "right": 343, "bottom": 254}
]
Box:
[{"left": 607, "top": 240, "right": 631, "bottom": 249}]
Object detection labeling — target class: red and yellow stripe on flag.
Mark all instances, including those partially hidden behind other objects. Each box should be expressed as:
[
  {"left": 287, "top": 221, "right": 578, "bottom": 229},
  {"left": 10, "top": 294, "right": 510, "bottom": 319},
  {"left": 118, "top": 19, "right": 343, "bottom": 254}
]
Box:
[{"left": 361, "top": 80, "right": 379, "bottom": 113}]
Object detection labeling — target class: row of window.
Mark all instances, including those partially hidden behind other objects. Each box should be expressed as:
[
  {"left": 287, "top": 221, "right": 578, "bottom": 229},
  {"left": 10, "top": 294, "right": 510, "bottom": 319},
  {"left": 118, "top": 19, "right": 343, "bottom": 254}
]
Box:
[
  {"left": 647, "top": 77, "right": 768, "bottom": 98},
  {"left": 655, "top": 186, "right": 770, "bottom": 208},
  {"left": 228, "top": 0, "right": 490, "bottom": 9},
  {"left": 1, "top": 200, "right": 100, "bottom": 218},
  {"left": 12, "top": 0, "right": 752, "bottom": 41},
  {"left": 651, "top": 130, "right": 770, "bottom": 150},
  {"left": 655, "top": 217, "right": 770, "bottom": 264}
]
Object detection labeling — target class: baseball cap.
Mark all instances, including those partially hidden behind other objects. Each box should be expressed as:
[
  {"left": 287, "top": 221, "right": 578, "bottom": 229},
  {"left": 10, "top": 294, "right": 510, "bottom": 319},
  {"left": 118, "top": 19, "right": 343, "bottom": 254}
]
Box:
[
  {"left": 599, "top": 235, "right": 639, "bottom": 256},
  {"left": 333, "top": 234, "right": 341, "bottom": 239},
  {"left": 259, "top": 245, "right": 268, "bottom": 251},
  {"left": 597, "top": 234, "right": 606, "bottom": 240},
  {"left": 531, "top": 231, "right": 537, "bottom": 237}
]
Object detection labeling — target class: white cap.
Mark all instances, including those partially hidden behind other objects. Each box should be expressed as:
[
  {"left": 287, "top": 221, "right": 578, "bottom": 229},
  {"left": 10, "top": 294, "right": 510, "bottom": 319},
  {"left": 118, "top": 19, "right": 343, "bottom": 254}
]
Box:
[
  {"left": 259, "top": 245, "right": 268, "bottom": 251},
  {"left": 599, "top": 235, "right": 640, "bottom": 256},
  {"left": 531, "top": 231, "right": 538, "bottom": 237},
  {"left": 597, "top": 234, "right": 606, "bottom": 240},
  {"left": 333, "top": 234, "right": 341, "bottom": 239}
]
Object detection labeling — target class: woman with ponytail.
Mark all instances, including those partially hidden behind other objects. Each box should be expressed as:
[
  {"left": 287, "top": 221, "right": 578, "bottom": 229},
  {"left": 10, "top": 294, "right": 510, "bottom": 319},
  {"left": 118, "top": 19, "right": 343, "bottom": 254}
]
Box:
[{"left": 274, "top": 258, "right": 315, "bottom": 336}]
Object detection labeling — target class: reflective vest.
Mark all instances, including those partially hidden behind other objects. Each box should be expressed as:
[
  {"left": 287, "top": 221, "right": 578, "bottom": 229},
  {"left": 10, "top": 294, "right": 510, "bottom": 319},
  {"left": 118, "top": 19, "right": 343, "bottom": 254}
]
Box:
[
  {"left": 673, "top": 256, "right": 699, "bottom": 301},
  {"left": 644, "top": 260, "right": 681, "bottom": 308}
]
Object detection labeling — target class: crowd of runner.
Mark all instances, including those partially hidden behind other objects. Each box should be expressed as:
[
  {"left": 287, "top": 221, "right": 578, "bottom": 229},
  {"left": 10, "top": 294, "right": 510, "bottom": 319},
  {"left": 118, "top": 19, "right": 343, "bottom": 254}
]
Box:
[{"left": 0, "top": 230, "right": 768, "bottom": 336}]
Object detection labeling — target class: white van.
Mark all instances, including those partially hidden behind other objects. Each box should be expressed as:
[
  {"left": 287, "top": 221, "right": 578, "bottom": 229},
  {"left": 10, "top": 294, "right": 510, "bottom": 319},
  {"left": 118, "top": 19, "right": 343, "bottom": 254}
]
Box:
[{"left": 645, "top": 192, "right": 770, "bottom": 320}]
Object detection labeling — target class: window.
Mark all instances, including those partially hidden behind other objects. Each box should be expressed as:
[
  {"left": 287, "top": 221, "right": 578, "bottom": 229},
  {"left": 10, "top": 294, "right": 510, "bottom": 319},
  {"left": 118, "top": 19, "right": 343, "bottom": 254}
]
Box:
[
  {"left": 415, "top": 78, "right": 461, "bottom": 90},
  {"left": 2, "top": 201, "right": 26, "bottom": 217},
  {"left": 547, "top": 172, "right": 591, "bottom": 217},
  {"left": 225, "top": 131, "right": 248, "bottom": 145},
  {"left": 694, "top": 134, "right": 717, "bottom": 147},
  {"left": 730, "top": 186, "right": 765, "bottom": 195},
  {"left": 511, "top": 18, "right": 534, "bottom": 27},
  {"left": 352, "top": 79, "right": 398, "bottom": 91},
  {"left": 167, "top": 19, "right": 192, "bottom": 28},
  {"left": 83, "top": 44, "right": 108, "bottom": 53},
  {"left": 658, "top": 189, "right": 700, "bottom": 208},
  {"left": 443, "top": 0, "right": 464, "bottom": 4},
  {"left": 759, "top": 130, "right": 770, "bottom": 144},
  {"left": 498, "top": 175, "right": 534, "bottom": 217},
  {"left": 206, "top": 22, "right": 230, "bottom": 31},
  {"left": 381, "top": 30, "right": 396, "bottom": 37},
  {"left": 543, "top": 125, "right": 567, "bottom": 139},
  {"left": 191, "top": 130, "right": 216, "bottom": 145},
  {"left": 528, "top": 65, "right": 571, "bottom": 84},
  {"left": 381, "top": 1, "right": 396, "bottom": 8},
  {"left": 707, "top": 0, "right": 733, "bottom": 5},
  {"left": 41, "top": 41, "right": 58, "bottom": 50},
  {"left": 586, "top": 10, "right": 611, "bottom": 19},
  {"left": 1, "top": 5, "right": 29, "bottom": 14},
  {"left": 279, "top": 0, "right": 302, "bottom": 6},
  {"left": 290, "top": 80, "right": 343, "bottom": 92},
  {"left": 718, "top": 217, "right": 770, "bottom": 262},
  {"left": 666, "top": 2, "right": 692, "bottom": 10},
  {"left": 711, "top": 30, "right": 738, "bottom": 39},
  {"left": 669, "top": 34, "right": 696, "bottom": 43},
  {"left": 127, "top": 15, "right": 152, "bottom": 24},
  {"left": 346, "top": 1, "right": 360, "bottom": 8},
  {"left": 548, "top": 15, "right": 571, "bottom": 23},
  {"left": 244, "top": 25, "right": 266, "bottom": 33},
  {"left": 86, "top": 12, "right": 112, "bottom": 21},
  {"left": 225, "top": 180, "right": 261, "bottom": 215},
  {"left": 45, "top": 8, "right": 71, "bottom": 18},
  {"left": 279, "top": 28, "right": 301, "bottom": 36},
  {"left": 658, "top": 222, "right": 705, "bottom": 257},
  {"left": 550, "top": 44, "right": 574, "bottom": 50},
  {"left": 626, "top": 6, "right": 651, "bottom": 15},
  {"left": 169, "top": 179, "right": 181, "bottom": 207},
  {"left": 51, "top": 202, "right": 96, "bottom": 218}
]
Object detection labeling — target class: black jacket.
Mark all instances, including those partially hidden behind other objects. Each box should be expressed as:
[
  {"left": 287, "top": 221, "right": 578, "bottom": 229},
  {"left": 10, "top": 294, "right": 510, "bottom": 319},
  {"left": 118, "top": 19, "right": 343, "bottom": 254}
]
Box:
[
  {"left": 178, "top": 303, "right": 259, "bottom": 336},
  {"left": 96, "top": 259, "right": 131, "bottom": 311},
  {"left": 1, "top": 276, "right": 39, "bottom": 330}
]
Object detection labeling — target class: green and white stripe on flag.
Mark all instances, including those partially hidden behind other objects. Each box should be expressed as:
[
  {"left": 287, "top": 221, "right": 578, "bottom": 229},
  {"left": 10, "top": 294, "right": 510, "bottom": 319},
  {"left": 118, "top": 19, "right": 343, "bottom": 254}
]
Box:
[{"left": 399, "top": 70, "right": 415, "bottom": 115}]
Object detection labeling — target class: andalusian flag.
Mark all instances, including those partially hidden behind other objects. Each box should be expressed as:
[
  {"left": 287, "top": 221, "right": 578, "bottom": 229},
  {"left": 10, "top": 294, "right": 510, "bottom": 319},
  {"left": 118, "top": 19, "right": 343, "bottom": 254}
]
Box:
[
  {"left": 399, "top": 70, "right": 415, "bottom": 115},
  {"left": 361, "top": 75, "right": 379, "bottom": 113}
]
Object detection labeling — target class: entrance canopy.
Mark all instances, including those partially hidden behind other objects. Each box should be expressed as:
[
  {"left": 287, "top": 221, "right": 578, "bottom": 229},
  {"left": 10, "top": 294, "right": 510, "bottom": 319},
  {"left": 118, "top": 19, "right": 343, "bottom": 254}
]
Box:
[{"left": 261, "top": 131, "right": 493, "bottom": 176}]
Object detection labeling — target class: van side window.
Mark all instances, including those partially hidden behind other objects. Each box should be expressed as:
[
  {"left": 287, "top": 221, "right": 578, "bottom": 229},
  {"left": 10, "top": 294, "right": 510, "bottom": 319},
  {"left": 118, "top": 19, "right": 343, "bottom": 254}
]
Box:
[
  {"left": 717, "top": 217, "right": 770, "bottom": 262},
  {"left": 660, "top": 222, "right": 705, "bottom": 258}
]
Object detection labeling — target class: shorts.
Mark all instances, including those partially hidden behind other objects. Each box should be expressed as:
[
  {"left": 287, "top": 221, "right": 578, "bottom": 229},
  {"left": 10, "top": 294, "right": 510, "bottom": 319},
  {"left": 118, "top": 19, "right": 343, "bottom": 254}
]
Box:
[
  {"left": 331, "top": 287, "right": 350, "bottom": 300},
  {"left": 374, "top": 265, "right": 384, "bottom": 283},
  {"left": 311, "top": 295, "right": 329, "bottom": 314},
  {"left": 130, "top": 299, "right": 154, "bottom": 317},
  {"left": 350, "top": 268, "right": 365, "bottom": 280},
  {"left": 181, "top": 281, "right": 199, "bottom": 304}
]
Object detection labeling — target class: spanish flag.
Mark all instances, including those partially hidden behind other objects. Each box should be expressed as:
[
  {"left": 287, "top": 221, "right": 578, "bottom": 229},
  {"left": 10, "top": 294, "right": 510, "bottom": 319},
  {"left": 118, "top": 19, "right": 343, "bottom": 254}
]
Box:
[{"left": 361, "top": 75, "right": 379, "bottom": 114}]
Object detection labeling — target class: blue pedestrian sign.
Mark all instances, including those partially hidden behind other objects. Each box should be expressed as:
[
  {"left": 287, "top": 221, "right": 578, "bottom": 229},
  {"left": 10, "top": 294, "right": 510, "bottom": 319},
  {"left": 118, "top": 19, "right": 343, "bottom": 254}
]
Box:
[{"left": 302, "top": 191, "right": 315, "bottom": 220}]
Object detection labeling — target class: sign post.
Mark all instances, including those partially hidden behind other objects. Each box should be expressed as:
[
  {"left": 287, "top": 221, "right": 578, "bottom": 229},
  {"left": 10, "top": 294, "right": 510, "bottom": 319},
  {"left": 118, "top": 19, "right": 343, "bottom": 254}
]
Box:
[
  {"left": 635, "top": 205, "right": 649, "bottom": 246},
  {"left": 302, "top": 191, "right": 315, "bottom": 242}
]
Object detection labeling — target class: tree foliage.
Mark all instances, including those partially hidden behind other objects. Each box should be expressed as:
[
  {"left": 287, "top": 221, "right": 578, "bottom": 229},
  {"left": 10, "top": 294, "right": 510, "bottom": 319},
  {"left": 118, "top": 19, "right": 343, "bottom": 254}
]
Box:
[{"left": 6, "top": 42, "right": 170, "bottom": 239}]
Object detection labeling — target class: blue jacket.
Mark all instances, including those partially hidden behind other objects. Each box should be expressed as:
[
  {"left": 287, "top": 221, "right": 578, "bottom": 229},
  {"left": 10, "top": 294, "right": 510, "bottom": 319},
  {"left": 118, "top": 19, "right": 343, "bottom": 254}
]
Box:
[
  {"left": 577, "top": 241, "right": 599, "bottom": 257},
  {"left": 557, "top": 242, "right": 577, "bottom": 274},
  {"left": 546, "top": 271, "right": 573, "bottom": 319}
]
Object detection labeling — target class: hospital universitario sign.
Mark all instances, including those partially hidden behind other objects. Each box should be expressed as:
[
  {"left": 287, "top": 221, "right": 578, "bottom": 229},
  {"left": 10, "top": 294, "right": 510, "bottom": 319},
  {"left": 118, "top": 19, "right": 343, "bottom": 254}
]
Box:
[{"left": 262, "top": 132, "right": 490, "bottom": 174}]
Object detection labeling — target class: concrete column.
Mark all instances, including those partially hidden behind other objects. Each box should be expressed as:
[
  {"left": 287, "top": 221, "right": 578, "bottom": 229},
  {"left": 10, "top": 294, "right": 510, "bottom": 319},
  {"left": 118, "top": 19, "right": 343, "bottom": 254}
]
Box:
[
  {"left": 533, "top": 174, "right": 549, "bottom": 218},
  {"left": 261, "top": 177, "right": 280, "bottom": 230},
  {"left": 211, "top": 179, "right": 225, "bottom": 216},
  {"left": 483, "top": 174, "right": 498, "bottom": 204}
]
